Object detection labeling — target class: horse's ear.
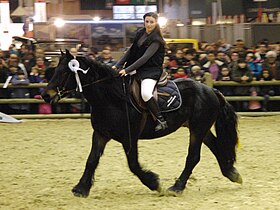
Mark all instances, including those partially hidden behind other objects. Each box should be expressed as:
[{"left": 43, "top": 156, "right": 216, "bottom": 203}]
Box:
[
  {"left": 60, "top": 49, "right": 65, "bottom": 55},
  {"left": 65, "top": 49, "right": 74, "bottom": 59}
]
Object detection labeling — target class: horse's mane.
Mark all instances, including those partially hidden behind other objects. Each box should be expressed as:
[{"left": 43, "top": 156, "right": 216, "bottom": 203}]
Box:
[{"left": 80, "top": 57, "right": 127, "bottom": 100}]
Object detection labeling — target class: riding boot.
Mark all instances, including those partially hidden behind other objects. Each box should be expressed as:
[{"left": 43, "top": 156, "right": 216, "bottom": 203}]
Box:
[{"left": 146, "top": 97, "right": 168, "bottom": 132}]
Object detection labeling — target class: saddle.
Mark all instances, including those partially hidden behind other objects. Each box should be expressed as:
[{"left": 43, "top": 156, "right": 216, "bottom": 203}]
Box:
[{"left": 130, "top": 72, "right": 182, "bottom": 113}]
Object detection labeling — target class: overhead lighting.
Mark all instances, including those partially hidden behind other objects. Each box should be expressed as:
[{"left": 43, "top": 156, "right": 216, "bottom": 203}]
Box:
[
  {"left": 93, "top": 16, "right": 101, "bottom": 21},
  {"left": 158, "top": 16, "right": 168, "bottom": 27},
  {"left": 176, "top": 23, "right": 184, "bottom": 27},
  {"left": 54, "top": 18, "right": 65, "bottom": 27}
]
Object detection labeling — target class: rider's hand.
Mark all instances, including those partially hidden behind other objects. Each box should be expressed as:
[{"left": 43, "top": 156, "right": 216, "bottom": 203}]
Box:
[
  {"left": 119, "top": 69, "right": 127, "bottom": 77},
  {"left": 112, "top": 66, "right": 117, "bottom": 71}
]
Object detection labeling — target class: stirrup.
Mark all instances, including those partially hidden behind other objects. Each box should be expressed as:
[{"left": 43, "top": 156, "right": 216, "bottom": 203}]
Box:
[{"left": 155, "top": 120, "right": 168, "bottom": 132}]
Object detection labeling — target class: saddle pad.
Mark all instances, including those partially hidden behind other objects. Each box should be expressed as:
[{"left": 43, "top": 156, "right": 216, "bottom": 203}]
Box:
[{"left": 157, "top": 80, "right": 182, "bottom": 112}]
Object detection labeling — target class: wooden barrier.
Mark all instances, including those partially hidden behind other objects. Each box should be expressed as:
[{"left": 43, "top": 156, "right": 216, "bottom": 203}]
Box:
[
  {"left": 0, "top": 98, "right": 82, "bottom": 104},
  {"left": 0, "top": 81, "right": 280, "bottom": 104}
]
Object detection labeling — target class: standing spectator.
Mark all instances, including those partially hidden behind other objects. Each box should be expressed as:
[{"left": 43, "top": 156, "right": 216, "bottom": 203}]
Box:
[
  {"left": 0, "top": 59, "right": 9, "bottom": 112},
  {"left": 231, "top": 59, "right": 254, "bottom": 111},
  {"left": 261, "top": 51, "right": 280, "bottom": 80},
  {"left": 189, "top": 65, "right": 205, "bottom": 83},
  {"left": 173, "top": 67, "right": 188, "bottom": 79},
  {"left": 5, "top": 54, "right": 28, "bottom": 77},
  {"left": 169, "top": 48, "right": 187, "bottom": 70},
  {"left": 216, "top": 66, "right": 233, "bottom": 96},
  {"left": 31, "top": 57, "right": 46, "bottom": 80},
  {"left": 255, "top": 42, "right": 268, "bottom": 62},
  {"left": 228, "top": 51, "right": 239, "bottom": 71},
  {"left": 45, "top": 57, "right": 59, "bottom": 82},
  {"left": 245, "top": 52, "right": 262, "bottom": 79},
  {"left": 9, "top": 70, "right": 30, "bottom": 114},
  {"left": 202, "top": 51, "right": 224, "bottom": 80}
]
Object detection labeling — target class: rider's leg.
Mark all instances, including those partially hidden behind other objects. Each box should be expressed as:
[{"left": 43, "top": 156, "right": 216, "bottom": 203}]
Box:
[{"left": 141, "top": 79, "right": 168, "bottom": 132}]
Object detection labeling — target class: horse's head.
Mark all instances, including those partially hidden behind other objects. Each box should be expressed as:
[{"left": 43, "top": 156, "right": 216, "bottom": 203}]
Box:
[{"left": 41, "top": 49, "right": 92, "bottom": 104}]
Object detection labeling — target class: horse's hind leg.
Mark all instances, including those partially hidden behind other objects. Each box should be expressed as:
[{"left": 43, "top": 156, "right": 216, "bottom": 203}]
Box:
[
  {"left": 168, "top": 119, "right": 213, "bottom": 195},
  {"left": 203, "top": 131, "right": 242, "bottom": 183},
  {"left": 72, "top": 131, "right": 110, "bottom": 198},
  {"left": 122, "top": 140, "right": 161, "bottom": 192}
]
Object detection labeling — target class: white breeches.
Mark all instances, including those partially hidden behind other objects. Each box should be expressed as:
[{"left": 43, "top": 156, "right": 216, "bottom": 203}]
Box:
[{"left": 141, "top": 78, "right": 157, "bottom": 102}]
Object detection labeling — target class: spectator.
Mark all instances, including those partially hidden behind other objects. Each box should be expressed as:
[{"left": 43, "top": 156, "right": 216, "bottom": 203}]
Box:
[
  {"left": 0, "top": 59, "right": 9, "bottom": 112},
  {"left": 231, "top": 59, "right": 254, "bottom": 111},
  {"left": 9, "top": 70, "right": 30, "bottom": 114},
  {"left": 173, "top": 67, "right": 188, "bottom": 79},
  {"left": 96, "top": 48, "right": 116, "bottom": 67},
  {"left": 261, "top": 51, "right": 280, "bottom": 80},
  {"left": 70, "top": 48, "right": 78, "bottom": 57},
  {"left": 217, "top": 66, "right": 233, "bottom": 96},
  {"left": 45, "top": 57, "right": 59, "bottom": 82},
  {"left": 245, "top": 52, "right": 262, "bottom": 79},
  {"left": 202, "top": 51, "right": 224, "bottom": 80},
  {"left": 169, "top": 49, "right": 187, "bottom": 70},
  {"left": 5, "top": 54, "right": 28, "bottom": 77},
  {"left": 162, "top": 56, "right": 171, "bottom": 72},
  {"left": 183, "top": 49, "right": 199, "bottom": 74},
  {"left": 189, "top": 65, "right": 205, "bottom": 83},
  {"left": 228, "top": 51, "right": 240, "bottom": 71},
  {"left": 31, "top": 57, "right": 46, "bottom": 80},
  {"left": 255, "top": 42, "right": 268, "bottom": 62}
]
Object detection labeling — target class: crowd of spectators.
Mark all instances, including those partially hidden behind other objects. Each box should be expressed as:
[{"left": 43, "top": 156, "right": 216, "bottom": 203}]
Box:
[
  {"left": 164, "top": 39, "right": 280, "bottom": 111},
  {"left": 1, "top": 39, "right": 280, "bottom": 114}
]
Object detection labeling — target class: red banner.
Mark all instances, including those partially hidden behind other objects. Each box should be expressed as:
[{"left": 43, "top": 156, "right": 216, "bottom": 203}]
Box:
[{"left": 115, "top": 0, "right": 130, "bottom": 4}]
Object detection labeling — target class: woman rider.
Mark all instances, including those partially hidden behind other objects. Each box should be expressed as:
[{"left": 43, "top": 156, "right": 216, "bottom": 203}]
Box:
[{"left": 113, "top": 12, "right": 167, "bottom": 132}]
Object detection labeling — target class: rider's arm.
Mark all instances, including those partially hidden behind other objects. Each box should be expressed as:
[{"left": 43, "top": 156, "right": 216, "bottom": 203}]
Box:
[
  {"left": 114, "top": 47, "right": 131, "bottom": 69},
  {"left": 124, "top": 42, "right": 160, "bottom": 73}
]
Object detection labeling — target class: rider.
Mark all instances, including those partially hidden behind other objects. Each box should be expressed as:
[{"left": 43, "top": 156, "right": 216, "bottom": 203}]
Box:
[{"left": 112, "top": 12, "right": 167, "bottom": 132}]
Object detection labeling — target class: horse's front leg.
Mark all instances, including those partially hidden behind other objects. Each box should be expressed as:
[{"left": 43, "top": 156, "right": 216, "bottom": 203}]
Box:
[
  {"left": 72, "top": 131, "right": 110, "bottom": 197},
  {"left": 122, "top": 139, "right": 161, "bottom": 192}
]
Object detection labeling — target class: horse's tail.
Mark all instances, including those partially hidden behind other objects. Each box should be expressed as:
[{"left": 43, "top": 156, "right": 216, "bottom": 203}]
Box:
[{"left": 214, "top": 90, "right": 239, "bottom": 163}]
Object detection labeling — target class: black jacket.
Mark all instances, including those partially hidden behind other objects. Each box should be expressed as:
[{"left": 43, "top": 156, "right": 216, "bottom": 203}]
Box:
[{"left": 125, "top": 28, "right": 165, "bottom": 80}]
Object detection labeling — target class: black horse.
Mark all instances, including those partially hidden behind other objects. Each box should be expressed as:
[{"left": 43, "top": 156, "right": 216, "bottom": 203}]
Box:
[{"left": 41, "top": 50, "right": 242, "bottom": 197}]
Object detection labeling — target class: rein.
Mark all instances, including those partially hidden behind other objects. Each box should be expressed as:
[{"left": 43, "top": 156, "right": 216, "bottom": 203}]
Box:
[{"left": 57, "top": 75, "right": 115, "bottom": 99}]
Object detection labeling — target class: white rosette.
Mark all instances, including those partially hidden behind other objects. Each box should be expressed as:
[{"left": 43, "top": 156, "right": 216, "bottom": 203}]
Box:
[{"left": 68, "top": 59, "right": 89, "bottom": 92}]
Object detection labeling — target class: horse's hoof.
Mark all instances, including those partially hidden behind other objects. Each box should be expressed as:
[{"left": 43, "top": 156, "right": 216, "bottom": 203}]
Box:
[
  {"left": 72, "top": 184, "right": 90, "bottom": 198},
  {"left": 165, "top": 185, "right": 184, "bottom": 197},
  {"left": 224, "top": 167, "right": 243, "bottom": 184}
]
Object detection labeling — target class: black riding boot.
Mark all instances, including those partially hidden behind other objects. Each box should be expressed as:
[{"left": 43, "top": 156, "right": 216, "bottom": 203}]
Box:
[{"left": 146, "top": 98, "right": 168, "bottom": 132}]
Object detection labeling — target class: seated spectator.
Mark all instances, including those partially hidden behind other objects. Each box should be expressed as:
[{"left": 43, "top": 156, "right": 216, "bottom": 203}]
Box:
[
  {"left": 245, "top": 52, "right": 262, "bottom": 80},
  {"left": 261, "top": 51, "right": 280, "bottom": 80},
  {"left": 202, "top": 51, "right": 224, "bottom": 80},
  {"left": 9, "top": 70, "right": 30, "bottom": 114},
  {"left": 173, "top": 67, "right": 188, "bottom": 79}
]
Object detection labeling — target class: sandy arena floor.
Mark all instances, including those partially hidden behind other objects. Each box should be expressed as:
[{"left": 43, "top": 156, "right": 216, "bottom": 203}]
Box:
[{"left": 0, "top": 116, "right": 280, "bottom": 210}]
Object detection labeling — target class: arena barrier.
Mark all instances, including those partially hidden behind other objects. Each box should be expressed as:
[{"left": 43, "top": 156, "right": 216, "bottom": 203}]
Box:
[{"left": 1, "top": 81, "right": 280, "bottom": 119}]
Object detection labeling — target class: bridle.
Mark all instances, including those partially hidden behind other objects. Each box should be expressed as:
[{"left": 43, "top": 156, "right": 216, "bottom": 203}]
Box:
[
  {"left": 56, "top": 74, "right": 115, "bottom": 100},
  {"left": 52, "top": 57, "right": 120, "bottom": 101}
]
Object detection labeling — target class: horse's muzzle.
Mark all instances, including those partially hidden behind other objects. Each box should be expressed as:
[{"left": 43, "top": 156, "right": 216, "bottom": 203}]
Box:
[{"left": 41, "top": 89, "right": 60, "bottom": 104}]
